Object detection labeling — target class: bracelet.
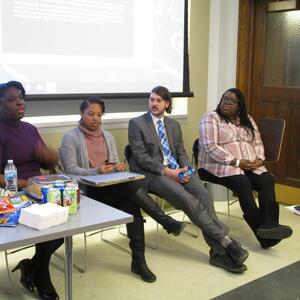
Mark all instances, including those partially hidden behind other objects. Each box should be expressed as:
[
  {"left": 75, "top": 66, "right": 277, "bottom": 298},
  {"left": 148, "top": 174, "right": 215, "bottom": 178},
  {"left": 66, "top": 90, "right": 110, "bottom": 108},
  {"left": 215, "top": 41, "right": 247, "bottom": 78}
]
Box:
[{"left": 235, "top": 159, "right": 240, "bottom": 167}]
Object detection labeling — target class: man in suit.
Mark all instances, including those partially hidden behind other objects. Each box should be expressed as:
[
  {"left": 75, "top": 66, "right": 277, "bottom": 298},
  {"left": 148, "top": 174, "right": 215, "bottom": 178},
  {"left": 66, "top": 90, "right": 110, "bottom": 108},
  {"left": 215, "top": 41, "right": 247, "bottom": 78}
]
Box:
[{"left": 128, "top": 85, "right": 249, "bottom": 273}]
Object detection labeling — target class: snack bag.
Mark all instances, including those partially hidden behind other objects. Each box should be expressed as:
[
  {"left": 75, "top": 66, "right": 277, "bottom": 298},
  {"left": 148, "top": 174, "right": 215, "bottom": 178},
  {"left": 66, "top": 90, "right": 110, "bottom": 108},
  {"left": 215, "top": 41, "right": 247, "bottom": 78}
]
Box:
[
  {"left": 0, "top": 209, "right": 21, "bottom": 227},
  {"left": 0, "top": 197, "right": 16, "bottom": 214},
  {"left": 9, "top": 193, "right": 32, "bottom": 209},
  {"left": 0, "top": 193, "right": 32, "bottom": 227}
]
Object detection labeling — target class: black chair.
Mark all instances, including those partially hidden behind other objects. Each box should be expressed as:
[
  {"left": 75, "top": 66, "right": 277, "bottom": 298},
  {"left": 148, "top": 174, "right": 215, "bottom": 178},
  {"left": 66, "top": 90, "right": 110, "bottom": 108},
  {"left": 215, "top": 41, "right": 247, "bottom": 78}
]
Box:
[
  {"left": 192, "top": 138, "right": 238, "bottom": 223},
  {"left": 258, "top": 118, "right": 285, "bottom": 163},
  {"left": 194, "top": 118, "right": 286, "bottom": 221}
]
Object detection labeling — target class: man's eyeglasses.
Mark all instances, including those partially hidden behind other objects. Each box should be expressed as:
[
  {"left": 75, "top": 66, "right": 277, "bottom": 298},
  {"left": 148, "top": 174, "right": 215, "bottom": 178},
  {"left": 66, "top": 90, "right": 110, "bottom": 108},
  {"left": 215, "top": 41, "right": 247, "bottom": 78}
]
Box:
[{"left": 222, "top": 96, "right": 239, "bottom": 105}]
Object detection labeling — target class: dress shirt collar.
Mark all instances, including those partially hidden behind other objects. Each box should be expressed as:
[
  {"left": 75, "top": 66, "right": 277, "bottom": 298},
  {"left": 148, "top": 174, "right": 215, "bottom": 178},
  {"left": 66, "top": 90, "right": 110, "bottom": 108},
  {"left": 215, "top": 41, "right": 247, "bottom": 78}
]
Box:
[{"left": 150, "top": 112, "right": 164, "bottom": 128}]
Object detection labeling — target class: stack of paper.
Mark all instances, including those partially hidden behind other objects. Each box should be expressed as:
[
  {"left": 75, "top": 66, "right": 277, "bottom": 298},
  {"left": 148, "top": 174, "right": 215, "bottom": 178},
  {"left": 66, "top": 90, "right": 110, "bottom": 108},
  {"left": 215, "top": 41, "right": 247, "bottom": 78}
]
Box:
[{"left": 19, "top": 203, "right": 69, "bottom": 230}]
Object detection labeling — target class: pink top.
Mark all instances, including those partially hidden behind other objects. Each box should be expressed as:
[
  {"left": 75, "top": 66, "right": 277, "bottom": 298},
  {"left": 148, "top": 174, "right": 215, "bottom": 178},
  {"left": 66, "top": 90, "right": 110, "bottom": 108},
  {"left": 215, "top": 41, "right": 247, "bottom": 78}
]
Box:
[
  {"left": 198, "top": 111, "right": 267, "bottom": 177},
  {"left": 79, "top": 123, "right": 108, "bottom": 168}
]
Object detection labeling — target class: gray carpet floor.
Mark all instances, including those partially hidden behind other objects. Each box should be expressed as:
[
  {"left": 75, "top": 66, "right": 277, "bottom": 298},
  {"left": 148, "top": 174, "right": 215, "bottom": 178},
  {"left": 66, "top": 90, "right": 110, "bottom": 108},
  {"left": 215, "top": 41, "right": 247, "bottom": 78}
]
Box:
[{"left": 213, "top": 261, "right": 300, "bottom": 300}]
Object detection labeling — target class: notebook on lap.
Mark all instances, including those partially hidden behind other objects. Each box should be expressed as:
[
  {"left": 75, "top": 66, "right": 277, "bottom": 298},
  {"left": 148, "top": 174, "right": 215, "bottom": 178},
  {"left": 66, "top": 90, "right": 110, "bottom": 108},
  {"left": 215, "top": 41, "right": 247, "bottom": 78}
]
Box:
[{"left": 80, "top": 171, "right": 145, "bottom": 187}]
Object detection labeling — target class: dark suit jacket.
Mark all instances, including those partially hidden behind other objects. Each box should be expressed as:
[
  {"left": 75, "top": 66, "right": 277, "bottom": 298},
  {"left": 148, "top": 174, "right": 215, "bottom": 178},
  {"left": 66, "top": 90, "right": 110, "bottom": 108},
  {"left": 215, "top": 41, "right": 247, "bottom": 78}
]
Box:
[{"left": 128, "top": 112, "right": 190, "bottom": 187}]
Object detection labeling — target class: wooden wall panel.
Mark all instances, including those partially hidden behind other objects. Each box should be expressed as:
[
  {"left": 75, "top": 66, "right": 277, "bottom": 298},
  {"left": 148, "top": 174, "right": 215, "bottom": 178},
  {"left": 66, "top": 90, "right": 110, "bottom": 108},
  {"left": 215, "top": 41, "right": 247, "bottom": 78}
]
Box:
[{"left": 285, "top": 103, "right": 300, "bottom": 185}]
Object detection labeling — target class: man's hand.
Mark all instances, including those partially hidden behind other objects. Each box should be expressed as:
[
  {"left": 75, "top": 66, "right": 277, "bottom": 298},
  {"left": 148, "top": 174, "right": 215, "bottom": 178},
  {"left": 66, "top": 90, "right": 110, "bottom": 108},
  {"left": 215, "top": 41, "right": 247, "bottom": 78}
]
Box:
[{"left": 163, "top": 166, "right": 190, "bottom": 183}]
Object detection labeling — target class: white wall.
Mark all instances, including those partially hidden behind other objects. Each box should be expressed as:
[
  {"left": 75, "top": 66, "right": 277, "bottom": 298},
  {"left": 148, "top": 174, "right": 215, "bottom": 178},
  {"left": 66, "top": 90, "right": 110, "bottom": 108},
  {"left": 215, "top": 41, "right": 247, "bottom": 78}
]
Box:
[
  {"left": 207, "top": 0, "right": 239, "bottom": 112},
  {"left": 206, "top": 0, "right": 239, "bottom": 201}
]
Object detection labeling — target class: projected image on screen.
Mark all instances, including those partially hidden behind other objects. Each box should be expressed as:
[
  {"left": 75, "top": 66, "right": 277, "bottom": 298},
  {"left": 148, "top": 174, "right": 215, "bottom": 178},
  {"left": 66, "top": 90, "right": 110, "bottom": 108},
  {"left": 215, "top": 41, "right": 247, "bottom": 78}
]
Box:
[{"left": 0, "top": 0, "right": 185, "bottom": 95}]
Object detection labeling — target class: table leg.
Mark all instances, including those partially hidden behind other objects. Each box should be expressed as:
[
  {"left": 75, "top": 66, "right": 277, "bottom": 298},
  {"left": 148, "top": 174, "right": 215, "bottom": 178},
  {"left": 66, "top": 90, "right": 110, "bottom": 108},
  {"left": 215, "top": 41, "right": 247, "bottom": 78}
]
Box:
[{"left": 64, "top": 236, "right": 73, "bottom": 300}]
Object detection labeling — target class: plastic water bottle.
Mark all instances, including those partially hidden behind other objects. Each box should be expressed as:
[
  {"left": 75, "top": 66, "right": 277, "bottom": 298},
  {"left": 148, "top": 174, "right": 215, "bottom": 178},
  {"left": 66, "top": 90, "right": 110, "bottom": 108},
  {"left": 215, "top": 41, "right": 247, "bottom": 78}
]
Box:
[
  {"left": 178, "top": 166, "right": 196, "bottom": 178},
  {"left": 4, "top": 159, "right": 18, "bottom": 195}
]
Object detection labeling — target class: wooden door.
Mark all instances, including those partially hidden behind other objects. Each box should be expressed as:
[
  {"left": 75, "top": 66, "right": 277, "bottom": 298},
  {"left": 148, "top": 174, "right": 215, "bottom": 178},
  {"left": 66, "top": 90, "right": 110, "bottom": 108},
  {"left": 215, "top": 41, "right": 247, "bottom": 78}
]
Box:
[{"left": 237, "top": 0, "right": 300, "bottom": 188}]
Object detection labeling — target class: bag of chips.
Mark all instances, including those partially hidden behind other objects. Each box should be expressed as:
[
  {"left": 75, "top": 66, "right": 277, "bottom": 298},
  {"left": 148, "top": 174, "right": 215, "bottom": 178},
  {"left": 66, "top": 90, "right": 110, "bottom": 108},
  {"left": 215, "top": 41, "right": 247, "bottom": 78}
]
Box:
[
  {"left": 0, "top": 209, "right": 21, "bottom": 227},
  {"left": 0, "top": 197, "right": 16, "bottom": 214},
  {"left": 0, "top": 193, "right": 32, "bottom": 227}
]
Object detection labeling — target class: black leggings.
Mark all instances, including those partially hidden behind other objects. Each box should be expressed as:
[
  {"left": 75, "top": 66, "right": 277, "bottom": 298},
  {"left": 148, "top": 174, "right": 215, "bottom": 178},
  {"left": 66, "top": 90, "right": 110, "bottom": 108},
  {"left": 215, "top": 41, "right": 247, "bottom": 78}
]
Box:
[
  {"left": 33, "top": 239, "right": 64, "bottom": 269},
  {"left": 198, "top": 169, "right": 279, "bottom": 225}
]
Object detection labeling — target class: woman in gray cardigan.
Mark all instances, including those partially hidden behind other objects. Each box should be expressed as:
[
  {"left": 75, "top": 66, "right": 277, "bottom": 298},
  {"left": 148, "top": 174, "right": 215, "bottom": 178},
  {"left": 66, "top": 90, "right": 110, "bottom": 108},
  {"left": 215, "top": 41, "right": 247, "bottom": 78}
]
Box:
[{"left": 60, "top": 97, "right": 185, "bottom": 283}]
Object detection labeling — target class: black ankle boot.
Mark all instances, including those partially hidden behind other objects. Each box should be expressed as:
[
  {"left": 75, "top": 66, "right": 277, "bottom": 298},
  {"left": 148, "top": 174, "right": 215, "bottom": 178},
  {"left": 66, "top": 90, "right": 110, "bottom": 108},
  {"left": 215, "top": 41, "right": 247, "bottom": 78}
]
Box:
[
  {"left": 12, "top": 259, "right": 35, "bottom": 292},
  {"left": 131, "top": 259, "right": 156, "bottom": 283},
  {"left": 135, "top": 188, "right": 185, "bottom": 235}
]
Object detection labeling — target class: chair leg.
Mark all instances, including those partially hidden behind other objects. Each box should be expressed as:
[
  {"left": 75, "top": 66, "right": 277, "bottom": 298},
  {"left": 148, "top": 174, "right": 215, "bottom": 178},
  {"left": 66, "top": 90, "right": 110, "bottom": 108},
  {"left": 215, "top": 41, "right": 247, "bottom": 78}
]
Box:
[
  {"left": 2, "top": 245, "right": 36, "bottom": 294},
  {"left": 144, "top": 219, "right": 160, "bottom": 250},
  {"left": 83, "top": 233, "right": 87, "bottom": 272},
  {"left": 0, "top": 250, "right": 13, "bottom": 294},
  {"left": 144, "top": 196, "right": 161, "bottom": 250},
  {"left": 226, "top": 190, "right": 240, "bottom": 225},
  {"left": 53, "top": 238, "right": 87, "bottom": 273},
  {"left": 227, "top": 188, "right": 231, "bottom": 225},
  {"left": 100, "top": 228, "right": 131, "bottom": 255}
]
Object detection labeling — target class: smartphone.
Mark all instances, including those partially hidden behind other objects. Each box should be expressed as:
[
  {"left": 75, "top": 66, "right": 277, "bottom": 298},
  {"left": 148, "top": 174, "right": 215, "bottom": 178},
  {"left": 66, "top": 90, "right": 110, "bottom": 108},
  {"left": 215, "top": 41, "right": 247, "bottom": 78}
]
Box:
[{"left": 105, "top": 162, "right": 116, "bottom": 166}]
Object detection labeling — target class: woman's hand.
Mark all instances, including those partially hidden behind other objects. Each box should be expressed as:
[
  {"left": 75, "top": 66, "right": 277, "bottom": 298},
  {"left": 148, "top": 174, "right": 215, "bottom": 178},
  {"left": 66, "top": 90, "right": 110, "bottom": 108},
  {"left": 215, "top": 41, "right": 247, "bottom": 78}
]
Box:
[
  {"left": 34, "top": 141, "right": 58, "bottom": 169},
  {"left": 239, "top": 159, "right": 263, "bottom": 170},
  {"left": 98, "top": 163, "right": 114, "bottom": 174},
  {"left": 239, "top": 159, "right": 253, "bottom": 170},
  {"left": 115, "top": 163, "right": 126, "bottom": 172},
  {"left": 247, "top": 159, "right": 264, "bottom": 170}
]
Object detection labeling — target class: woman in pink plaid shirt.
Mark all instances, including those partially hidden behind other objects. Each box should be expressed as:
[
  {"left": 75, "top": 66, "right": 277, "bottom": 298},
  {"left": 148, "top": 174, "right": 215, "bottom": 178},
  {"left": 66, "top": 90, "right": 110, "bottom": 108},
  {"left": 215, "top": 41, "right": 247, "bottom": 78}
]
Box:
[{"left": 198, "top": 88, "right": 292, "bottom": 249}]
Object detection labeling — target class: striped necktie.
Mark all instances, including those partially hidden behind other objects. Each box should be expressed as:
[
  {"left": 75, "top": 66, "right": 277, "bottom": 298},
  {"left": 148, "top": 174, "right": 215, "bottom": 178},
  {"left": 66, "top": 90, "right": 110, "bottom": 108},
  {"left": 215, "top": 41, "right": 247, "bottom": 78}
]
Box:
[{"left": 157, "top": 119, "right": 179, "bottom": 169}]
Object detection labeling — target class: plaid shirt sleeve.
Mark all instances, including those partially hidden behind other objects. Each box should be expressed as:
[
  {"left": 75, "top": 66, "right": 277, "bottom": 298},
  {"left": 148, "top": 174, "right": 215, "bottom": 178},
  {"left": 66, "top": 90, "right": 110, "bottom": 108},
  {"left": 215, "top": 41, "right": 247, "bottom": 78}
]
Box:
[{"left": 200, "top": 113, "right": 235, "bottom": 164}]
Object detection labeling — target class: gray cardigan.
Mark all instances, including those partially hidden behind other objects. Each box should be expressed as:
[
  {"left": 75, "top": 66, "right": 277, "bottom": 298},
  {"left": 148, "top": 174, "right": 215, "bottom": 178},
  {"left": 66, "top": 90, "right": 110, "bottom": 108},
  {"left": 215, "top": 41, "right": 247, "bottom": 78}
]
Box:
[{"left": 60, "top": 126, "right": 119, "bottom": 176}]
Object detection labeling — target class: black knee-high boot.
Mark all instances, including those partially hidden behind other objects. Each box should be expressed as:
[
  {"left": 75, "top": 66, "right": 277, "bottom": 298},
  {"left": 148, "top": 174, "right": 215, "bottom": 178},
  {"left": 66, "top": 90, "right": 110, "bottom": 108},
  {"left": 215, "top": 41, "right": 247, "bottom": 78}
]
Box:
[
  {"left": 127, "top": 216, "right": 156, "bottom": 283},
  {"left": 243, "top": 211, "right": 281, "bottom": 249},
  {"left": 134, "top": 188, "right": 186, "bottom": 236},
  {"left": 31, "top": 239, "right": 64, "bottom": 299}
]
